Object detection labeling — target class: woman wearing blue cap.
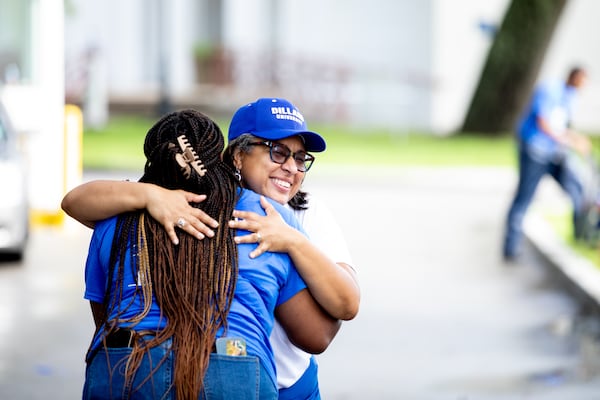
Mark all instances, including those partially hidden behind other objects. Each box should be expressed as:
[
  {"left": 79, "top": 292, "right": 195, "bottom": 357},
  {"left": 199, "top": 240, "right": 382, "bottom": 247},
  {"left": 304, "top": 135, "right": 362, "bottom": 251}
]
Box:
[
  {"left": 62, "top": 98, "right": 360, "bottom": 399},
  {"left": 69, "top": 109, "right": 339, "bottom": 399},
  {"left": 224, "top": 98, "right": 359, "bottom": 399}
]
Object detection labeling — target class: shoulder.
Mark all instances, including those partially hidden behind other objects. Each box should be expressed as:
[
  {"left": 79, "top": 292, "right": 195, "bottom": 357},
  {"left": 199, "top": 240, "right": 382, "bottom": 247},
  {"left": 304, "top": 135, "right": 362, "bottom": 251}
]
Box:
[
  {"left": 293, "top": 193, "right": 329, "bottom": 224},
  {"left": 536, "top": 79, "right": 564, "bottom": 98},
  {"left": 89, "top": 216, "right": 123, "bottom": 251},
  {"left": 92, "top": 216, "right": 118, "bottom": 237},
  {"left": 239, "top": 189, "right": 300, "bottom": 228}
]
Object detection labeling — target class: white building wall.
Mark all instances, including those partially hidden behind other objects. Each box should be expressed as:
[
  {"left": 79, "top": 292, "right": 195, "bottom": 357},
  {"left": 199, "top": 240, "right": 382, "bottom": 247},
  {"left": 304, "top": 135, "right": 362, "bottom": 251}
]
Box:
[
  {"left": 1, "top": 0, "right": 65, "bottom": 218},
  {"left": 224, "top": 0, "right": 435, "bottom": 130},
  {"left": 63, "top": 0, "right": 600, "bottom": 134},
  {"left": 431, "top": 0, "right": 509, "bottom": 134},
  {"left": 224, "top": 0, "right": 269, "bottom": 51},
  {"left": 65, "top": 0, "right": 198, "bottom": 99},
  {"left": 105, "top": 0, "right": 149, "bottom": 93},
  {"left": 539, "top": 0, "right": 600, "bottom": 134},
  {"left": 165, "top": 0, "right": 197, "bottom": 96}
]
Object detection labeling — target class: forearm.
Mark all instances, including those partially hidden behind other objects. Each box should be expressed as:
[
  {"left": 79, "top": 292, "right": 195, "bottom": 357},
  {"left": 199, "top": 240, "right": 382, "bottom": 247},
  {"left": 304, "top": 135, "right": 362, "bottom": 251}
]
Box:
[
  {"left": 90, "top": 301, "right": 107, "bottom": 329},
  {"left": 276, "top": 289, "right": 342, "bottom": 354},
  {"left": 61, "top": 180, "right": 151, "bottom": 228},
  {"left": 287, "top": 235, "right": 360, "bottom": 321},
  {"left": 229, "top": 197, "right": 361, "bottom": 320}
]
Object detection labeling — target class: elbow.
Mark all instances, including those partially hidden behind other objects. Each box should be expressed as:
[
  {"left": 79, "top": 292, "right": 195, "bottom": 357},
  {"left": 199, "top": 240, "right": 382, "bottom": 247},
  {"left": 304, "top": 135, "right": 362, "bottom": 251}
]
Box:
[
  {"left": 330, "top": 263, "right": 360, "bottom": 321},
  {"left": 311, "top": 329, "right": 338, "bottom": 354},
  {"left": 291, "top": 320, "right": 341, "bottom": 354},
  {"left": 329, "top": 292, "right": 360, "bottom": 321},
  {"left": 305, "top": 340, "right": 330, "bottom": 355},
  {"left": 314, "top": 319, "right": 342, "bottom": 353},
  {"left": 338, "top": 297, "right": 360, "bottom": 321},
  {"left": 61, "top": 193, "right": 77, "bottom": 218},
  {"left": 61, "top": 190, "right": 95, "bottom": 229}
]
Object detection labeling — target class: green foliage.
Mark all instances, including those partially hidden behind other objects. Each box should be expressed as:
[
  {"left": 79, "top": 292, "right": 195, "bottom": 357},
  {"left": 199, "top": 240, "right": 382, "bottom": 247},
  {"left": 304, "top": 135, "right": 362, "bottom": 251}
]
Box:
[
  {"left": 83, "top": 116, "right": 153, "bottom": 171},
  {"left": 193, "top": 42, "right": 215, "bottom": 60},
  {"left": 544, "top": 209, "right": 600, "bottom": 268}
]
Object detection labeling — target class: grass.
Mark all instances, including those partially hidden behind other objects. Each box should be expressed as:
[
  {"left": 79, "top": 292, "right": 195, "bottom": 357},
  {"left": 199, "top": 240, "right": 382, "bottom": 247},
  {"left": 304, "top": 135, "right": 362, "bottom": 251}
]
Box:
[
  {"left": 543, "top": 209, "right": 600, "bottom": 267},
  {"left": 83, "top": 115, "right": 517, "bottom": 170},
  {"left": 82, "top": 115, "right": 600, "bottom": 268},
  {"left": 83, "top": 116, "right": 154, "bottom": 171}
]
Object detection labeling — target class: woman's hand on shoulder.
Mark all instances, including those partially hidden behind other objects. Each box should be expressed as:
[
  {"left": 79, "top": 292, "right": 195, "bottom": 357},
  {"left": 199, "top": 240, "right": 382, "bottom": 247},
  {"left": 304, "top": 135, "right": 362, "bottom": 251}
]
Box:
[
  {"left": 145, "top": 185, "right": 219, "bottom": 245},
  {"left": 228, "top": 195, "right": 302, "bottom": 258}
]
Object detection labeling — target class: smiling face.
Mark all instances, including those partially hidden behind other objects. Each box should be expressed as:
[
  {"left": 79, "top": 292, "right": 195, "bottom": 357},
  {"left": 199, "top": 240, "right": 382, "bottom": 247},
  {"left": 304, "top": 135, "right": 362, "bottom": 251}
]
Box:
[{"left": 233, "top": 136, "right": 306, "bottom": 205}]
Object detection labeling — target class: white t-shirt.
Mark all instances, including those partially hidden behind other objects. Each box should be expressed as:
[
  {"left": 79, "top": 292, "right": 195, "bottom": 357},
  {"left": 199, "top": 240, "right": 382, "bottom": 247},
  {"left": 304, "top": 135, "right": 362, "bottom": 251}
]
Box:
[
  {"left": 271, "top": 194, "right": 354, "bottom": 389},
  {"left": 548, "top": 106, "right": 569, "bottom": 137}
]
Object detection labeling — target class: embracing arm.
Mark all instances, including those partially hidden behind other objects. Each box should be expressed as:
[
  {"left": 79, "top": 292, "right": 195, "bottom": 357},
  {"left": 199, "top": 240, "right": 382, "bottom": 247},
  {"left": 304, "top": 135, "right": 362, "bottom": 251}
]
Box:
[
  {"left": 229, "top": 196, "right": 360, "bottom": 321},
  {"left": 61, "top": 180, "right": 219, "bottom": 243},
  {"left": 62, "top": 180, "right": 154, "bottom": 228},
  {"left": 90, "top": 301, "right": 107, "bottom": 329},
  {"left": 284, "top": 234, "right": 359, "bottom": 321},
  {"left": 275, "top": 289, "right": 341, "bottom": 354}
]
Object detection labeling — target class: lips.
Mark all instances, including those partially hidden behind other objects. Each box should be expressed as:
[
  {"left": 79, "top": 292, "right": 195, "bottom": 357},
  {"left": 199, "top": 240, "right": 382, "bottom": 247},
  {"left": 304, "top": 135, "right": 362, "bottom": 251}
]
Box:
[{"left": 272, "top": 178, "right": 292, "bottom": 190}]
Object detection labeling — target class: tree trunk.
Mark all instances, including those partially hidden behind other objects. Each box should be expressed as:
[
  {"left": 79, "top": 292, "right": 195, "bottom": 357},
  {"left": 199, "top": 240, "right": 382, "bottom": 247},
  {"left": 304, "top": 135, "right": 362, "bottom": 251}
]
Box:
[{"left": 461, "top": 0, "right": 569, "bottom": 134}]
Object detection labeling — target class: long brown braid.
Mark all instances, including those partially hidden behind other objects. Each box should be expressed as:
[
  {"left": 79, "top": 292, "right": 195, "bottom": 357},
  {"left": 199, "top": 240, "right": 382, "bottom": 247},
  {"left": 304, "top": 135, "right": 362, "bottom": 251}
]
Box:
[{"left": 99, "top": 109, "right": 239, "bottom": 399}]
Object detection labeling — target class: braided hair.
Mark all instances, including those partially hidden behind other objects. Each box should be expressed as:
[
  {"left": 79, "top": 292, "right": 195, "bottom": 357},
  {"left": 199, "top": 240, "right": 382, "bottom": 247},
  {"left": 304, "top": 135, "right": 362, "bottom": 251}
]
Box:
[{"left": 99, "top": 109, "right": 239, "bottom": 399}]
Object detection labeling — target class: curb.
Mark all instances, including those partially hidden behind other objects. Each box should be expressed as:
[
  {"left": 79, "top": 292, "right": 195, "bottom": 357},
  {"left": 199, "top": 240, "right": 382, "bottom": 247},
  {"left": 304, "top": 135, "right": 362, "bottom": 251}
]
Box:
[{"left": 525, "top": 213, "right": 600, "bottom": 315}]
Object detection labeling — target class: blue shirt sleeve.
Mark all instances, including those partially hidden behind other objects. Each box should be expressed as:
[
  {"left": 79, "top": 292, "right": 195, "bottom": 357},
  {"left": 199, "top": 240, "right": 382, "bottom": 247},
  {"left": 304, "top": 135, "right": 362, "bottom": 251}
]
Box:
[
  {"left": 266, "top": 198, "right": 309, "bottom": 306},
  {"left": 277, "top": 263, "right": 306, "bottom": 306},
  {"left": 84, "top": 217, "right": 116, "bottom": 303}
]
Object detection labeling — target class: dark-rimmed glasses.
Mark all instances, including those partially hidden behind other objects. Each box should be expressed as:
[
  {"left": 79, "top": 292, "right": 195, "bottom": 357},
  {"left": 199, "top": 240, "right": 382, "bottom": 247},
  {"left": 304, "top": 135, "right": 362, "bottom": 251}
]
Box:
[{"left": 249, "top": 141, "right": 315, "bottom": 172}]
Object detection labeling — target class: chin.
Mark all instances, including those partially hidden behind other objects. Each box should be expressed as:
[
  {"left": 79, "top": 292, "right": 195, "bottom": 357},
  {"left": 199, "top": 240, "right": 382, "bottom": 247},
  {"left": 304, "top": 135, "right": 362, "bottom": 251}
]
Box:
[{"left": 268, "top": 194, "right": 288, "bottom": 205}]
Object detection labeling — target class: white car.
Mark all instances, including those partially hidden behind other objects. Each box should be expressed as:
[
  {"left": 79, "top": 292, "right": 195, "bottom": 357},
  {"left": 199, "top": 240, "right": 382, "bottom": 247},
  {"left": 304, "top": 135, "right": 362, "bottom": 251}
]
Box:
[{"left": 0, "top": 100, "right": 29, "bottom": 260}]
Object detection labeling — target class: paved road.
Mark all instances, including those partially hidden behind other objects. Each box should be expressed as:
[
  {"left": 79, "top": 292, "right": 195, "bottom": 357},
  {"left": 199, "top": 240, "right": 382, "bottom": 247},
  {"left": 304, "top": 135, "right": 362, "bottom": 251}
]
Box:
[{"left": 1, "top": 166, "right": 600, "bottom": 399}]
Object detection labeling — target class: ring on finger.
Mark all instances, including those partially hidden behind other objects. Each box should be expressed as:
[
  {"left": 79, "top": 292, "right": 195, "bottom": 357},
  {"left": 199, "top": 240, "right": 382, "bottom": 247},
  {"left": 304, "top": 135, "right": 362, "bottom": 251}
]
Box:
[
  {"left": 177, "top": 217, "right": 186, "bottom": 228},
  {"left": 256, "top": 232, "right": 262, "bottom": 243}
]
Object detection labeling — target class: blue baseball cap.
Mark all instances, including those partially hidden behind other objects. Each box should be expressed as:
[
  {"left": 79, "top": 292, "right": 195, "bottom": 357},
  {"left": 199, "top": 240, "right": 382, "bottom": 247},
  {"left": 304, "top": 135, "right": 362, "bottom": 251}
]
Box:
[{"left": 228, "top": 98, "right": 326, "bottom": 152}]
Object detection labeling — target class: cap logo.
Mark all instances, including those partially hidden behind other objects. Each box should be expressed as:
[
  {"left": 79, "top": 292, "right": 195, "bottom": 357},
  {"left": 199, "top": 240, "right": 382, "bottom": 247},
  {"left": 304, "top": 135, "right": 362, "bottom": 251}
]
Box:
[{"left": 271, "top": 106, "right": 305, "bottom": 125}]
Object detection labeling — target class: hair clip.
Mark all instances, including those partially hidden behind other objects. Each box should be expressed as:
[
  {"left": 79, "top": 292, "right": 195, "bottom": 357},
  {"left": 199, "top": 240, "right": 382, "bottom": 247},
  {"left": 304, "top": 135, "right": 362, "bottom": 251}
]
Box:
[{"left": 175, "top": 135, "right": 207, "bottom": 178}]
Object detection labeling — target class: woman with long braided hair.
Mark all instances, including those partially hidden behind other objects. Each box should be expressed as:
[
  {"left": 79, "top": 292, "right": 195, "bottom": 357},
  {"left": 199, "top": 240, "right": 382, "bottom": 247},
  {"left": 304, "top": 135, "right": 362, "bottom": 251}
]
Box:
[
  {"left": 72, "top": 109, "right": 339, "bottom": 399},
  {"left": 64, "top": 99, "right": 358, "bottom": 399}
]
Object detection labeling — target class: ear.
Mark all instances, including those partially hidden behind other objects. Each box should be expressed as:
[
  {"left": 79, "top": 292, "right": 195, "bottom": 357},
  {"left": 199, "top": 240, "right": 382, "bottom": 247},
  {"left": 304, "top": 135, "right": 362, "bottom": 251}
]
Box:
[{"left": 232, "top": 148, "right": 244, "bottom": 170}]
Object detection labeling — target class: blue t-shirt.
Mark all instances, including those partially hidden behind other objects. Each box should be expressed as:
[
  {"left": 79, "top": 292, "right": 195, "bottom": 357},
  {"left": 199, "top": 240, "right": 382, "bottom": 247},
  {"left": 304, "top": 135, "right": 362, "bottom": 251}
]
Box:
[
  {"left": 518, "top": 79, "right": 578, "bottom": 154},
  {"left": 84, "top": 188, "right": 307, "bottom": 388}
]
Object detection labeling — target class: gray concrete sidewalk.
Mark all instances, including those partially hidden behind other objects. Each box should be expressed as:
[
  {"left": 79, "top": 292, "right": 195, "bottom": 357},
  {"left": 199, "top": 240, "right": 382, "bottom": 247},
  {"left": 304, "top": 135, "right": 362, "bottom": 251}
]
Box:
[
  {"left": 1, "top": 166, "right": 600, "bottom": 399},
  {"left": 525, "top": 212, "right": 600, "bottom": 316},
  {"left": 308, "top": 165, "right": 600, "bottom": 399}
]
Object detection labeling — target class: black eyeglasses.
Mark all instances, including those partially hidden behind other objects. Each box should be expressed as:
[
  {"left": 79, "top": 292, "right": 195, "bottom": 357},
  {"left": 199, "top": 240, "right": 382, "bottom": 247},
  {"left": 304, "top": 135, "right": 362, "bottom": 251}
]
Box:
[{"left": 249, "top": 141, "right": 315, "bottom": 172}]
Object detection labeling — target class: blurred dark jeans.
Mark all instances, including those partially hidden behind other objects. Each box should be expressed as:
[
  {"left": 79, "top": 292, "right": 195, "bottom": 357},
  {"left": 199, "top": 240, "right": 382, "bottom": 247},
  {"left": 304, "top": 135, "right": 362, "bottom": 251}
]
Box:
[{"left": 503, "top": 139, "right": 584, "bottom": 259}]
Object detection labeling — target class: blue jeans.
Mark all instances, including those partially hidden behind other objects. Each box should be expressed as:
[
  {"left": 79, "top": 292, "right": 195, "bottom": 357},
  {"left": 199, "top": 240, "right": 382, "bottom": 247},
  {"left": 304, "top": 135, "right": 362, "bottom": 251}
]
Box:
[
  {"left": 83, "top": 339, "right": 174, "bottom": 400},
  {"left": 503, "top": 140, "right": 584, "bottom": 258},
  {"left": 83, "top": 340, "right": 277, "bottom": 400},
  {"left": 202, "top": 354, "right": 277, "bottom": 400}
]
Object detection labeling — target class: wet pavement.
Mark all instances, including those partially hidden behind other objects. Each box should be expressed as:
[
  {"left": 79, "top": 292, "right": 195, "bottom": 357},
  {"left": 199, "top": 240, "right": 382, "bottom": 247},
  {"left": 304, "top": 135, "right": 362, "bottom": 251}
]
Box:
[{"left": 1, "top": 166, "right": 600, "bottom": 399}]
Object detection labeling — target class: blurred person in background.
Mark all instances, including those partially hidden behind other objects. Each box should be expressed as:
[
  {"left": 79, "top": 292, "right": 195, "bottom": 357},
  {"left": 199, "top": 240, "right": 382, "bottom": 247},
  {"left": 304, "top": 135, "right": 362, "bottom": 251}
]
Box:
[
  {"left": 502, "top": 66, "right": 591, "bottom": 262},
  {"left": 64, "top": 109, "right": 339, "bottom": 399},
  {"left": 62, "top": 98, "right": 359, "bottom": 399}
]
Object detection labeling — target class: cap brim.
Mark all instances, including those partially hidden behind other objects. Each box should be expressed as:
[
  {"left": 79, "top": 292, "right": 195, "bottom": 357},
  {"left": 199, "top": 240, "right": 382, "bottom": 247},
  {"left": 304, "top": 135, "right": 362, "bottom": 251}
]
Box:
[{"left": 254, "top": 129, "right": 326, "bottom": 152}]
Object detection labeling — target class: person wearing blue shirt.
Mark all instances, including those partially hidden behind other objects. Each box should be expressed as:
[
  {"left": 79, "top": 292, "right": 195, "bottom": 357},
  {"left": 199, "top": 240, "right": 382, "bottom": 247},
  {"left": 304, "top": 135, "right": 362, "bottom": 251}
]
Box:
[
  {"left": 64, "top": 109, "right": 339, "bottom": 399},
  {"left": 62, "top": 99, "right": 357, "bottom": 399},
  {"left": 502, "top": 67, "right": 591, "bottom": 261}
]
